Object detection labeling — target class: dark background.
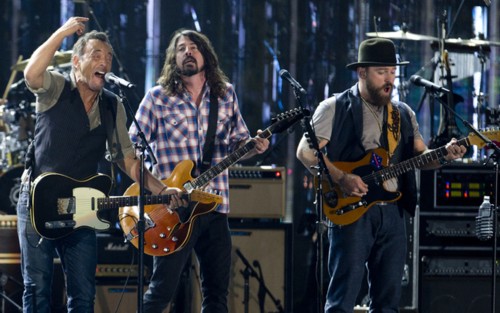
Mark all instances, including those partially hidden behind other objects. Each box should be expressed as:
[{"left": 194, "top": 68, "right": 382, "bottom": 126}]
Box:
[{"left": 1, "top": 1, "right": 499, "bottom": 312}]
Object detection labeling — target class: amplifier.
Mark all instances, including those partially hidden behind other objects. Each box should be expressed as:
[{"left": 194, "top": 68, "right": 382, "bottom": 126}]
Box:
[
  {"left": 96, "top": 264, "right": 150, "bottom": 278},
  {"left": 419, "top": 213, "right": 500, "bottom": 248},
  {"left": 228, "top": 166, "right": 285, "bottom": 218},
  {"left": 420, "top": 163, "right": 497, "bottom": 212},
  {"left": 96, "top": 233, "right": 153, "bottom": 278},
  {"left": 0, "top": 215, "right": 19, "bottom": 257},
  {"left": 421, "top": 255, "right": 500, "bottom": 276},
  {"left": 97, "top": 233, "right": 135, "bottom": 264}
]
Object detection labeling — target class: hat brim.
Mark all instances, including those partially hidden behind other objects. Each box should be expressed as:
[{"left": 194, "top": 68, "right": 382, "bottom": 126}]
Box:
[{"left": 346, "top": 61, "right": 409, "bottom": 70}]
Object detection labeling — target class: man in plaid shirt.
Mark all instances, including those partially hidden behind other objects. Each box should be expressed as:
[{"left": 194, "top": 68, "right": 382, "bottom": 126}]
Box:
[{"left": 129, "top": 29, "right": 269, "bottom": 313}]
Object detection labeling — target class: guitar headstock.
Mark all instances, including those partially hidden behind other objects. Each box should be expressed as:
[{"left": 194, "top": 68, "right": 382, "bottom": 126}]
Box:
[
  {"left": 268, "top": 108, "right": 309, "bottom": 134},
  {"left": 468, "top": 128, "right": 500, "bottom": 149}
]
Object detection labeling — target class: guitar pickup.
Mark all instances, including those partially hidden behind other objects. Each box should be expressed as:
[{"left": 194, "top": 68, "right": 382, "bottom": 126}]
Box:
[
  {"left": 57, "top": 197, "right": 76, "bottom": 215},
  {"left": 45, "top": 220, "right": 77, "bottom": 229},
  {"left": 336, "top": 200, "right": 367, "bottom": 215}
]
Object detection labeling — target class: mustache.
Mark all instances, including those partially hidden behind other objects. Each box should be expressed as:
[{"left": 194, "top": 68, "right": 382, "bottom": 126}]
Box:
[{"left": 183, "top": 57, "right": 196, "bottom": 65}]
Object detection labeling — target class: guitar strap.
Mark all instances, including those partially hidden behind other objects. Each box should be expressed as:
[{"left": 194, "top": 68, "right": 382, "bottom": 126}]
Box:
[
  {"left": 199, "top": 92, "right": 219, "bottom": 173},
  {"left": 386, "top": 102, "right": 400, "bottom": 158}
]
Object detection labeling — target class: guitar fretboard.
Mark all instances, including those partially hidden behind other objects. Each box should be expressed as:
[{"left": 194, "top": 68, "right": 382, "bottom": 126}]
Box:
[
  {"left": 192, "top": 130, "right": 271, "bottom": 188},
  {"left": 363, "top": 136, "right": 470, "bottom": 184},
  {"left": 97, "top": 194, "right": 172, "bottom": 210}
]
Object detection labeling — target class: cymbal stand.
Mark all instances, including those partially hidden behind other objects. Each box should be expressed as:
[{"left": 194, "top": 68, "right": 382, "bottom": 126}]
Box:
[
  {"left": 395, "top": 41, "right": 409, "bottom": 102},
  {"left": 474, "top": 46, "right": 488, "bottom": 120}
]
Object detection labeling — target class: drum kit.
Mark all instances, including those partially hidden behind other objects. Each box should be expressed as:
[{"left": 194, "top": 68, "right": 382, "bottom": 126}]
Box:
[{"left": 0, "top": 51, "right": 71, "bottom": 215}]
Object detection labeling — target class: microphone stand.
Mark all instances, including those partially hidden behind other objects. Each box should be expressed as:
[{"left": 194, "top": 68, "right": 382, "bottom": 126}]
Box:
[
  {"left": 430, "top": 89, "right": 500, "bottom": 313},
  {"left": 291, "top": 86, "right": 334, "bottom": 313},
  {"left": 0, "top": 272, "right": 22, "bottom": 312},
  {"left": 235, "top": 249, "right": 284, "bottom": 313},
  {"left": 116, "top": 86, "right": 157, "bottom": 313}
]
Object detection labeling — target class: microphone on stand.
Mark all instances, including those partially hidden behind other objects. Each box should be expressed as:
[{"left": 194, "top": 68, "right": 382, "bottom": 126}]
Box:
[
  {"left": 476, "top": 195, "right": 494, "bottom": 241},
  {"left": 410, "top": 75, "right": 450, "bottom": 93},
  {"left": 279, "top": 69, "right": 307, "bottom": 95},
  {"left": 104, "top": 72, "right": 136, "bottom": 89}
]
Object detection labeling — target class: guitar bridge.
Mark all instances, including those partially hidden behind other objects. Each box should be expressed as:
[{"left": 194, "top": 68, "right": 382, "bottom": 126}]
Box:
[
  {"left": 45, "top": 220, "right": 77, "bottom": 229},
  {"left": 336, "top": 200, "right": 367, "bottom": 215}
]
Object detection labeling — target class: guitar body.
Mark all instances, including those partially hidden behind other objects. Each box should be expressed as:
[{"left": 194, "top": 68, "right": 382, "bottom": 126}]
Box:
[
  {"left": 318, "top": 148, "right": 401, "bottom": 225},
  {"left": 118, "top": 108, "right": 306, "bottom": 256},
  {"left": 119, "top": 160, "right": 222, "bottom": 256},
  {"left": 31, "top": 173, "right": 112, "bottom": 239}
]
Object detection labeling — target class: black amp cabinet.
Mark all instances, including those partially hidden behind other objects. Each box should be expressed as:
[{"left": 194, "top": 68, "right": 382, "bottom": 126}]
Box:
[{"left": 418, "top": 163, "right": 499, "bottom": 313}]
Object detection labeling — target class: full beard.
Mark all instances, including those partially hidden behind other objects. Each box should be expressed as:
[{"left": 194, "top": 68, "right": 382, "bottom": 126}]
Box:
[
  {"left": 180, "top": 62, "right": 204, "bottom": 77},
  {"left": 366, "top": 80, "right": 393, "bottom": 106}
]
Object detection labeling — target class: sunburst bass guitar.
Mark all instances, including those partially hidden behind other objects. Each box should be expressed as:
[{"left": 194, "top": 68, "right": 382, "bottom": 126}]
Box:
[
  {"left": 30, "top": 172, "right": 218, "bottom": 240},
  {"left": 119, "top": 108, "right": 307, "bottom": 256},
  {"left": 317, "top": 129, "right": 500, "bottom": 226}
]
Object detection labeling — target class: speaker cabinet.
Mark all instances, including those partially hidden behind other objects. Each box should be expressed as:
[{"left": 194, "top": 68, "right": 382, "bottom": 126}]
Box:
[
  {"left": 188, "top": 222, "right": 292, "bottom": 313},
  {"left": 420, "top": 276, "right": 500, "bottom": 313},
  {"left": 95, "top": 285, "right": 151, "bottom": 313}
]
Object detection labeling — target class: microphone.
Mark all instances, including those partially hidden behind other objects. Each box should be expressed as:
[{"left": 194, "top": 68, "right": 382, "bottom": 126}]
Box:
[
  {"left": 476, "top": 195, "right": 494, "bottom": 241},
  {"left": 279, "top": 69, "right": 307, "bottom": 95},
  {"left": 104, "top": 72, "right": 136, "bottom": 89},
  {"left": 410, "top": 75, "right": 450, "bottom": 94}
]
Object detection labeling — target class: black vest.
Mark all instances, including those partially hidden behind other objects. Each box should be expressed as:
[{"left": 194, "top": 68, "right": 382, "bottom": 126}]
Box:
[
  {"left": 32, "top": 79, "right": 117, "bottom": 180},
  {"left": 326, "top": 85, "right": 417, "bottom": 216}
]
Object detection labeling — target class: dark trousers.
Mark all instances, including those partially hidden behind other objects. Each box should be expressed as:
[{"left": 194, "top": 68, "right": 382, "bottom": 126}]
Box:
[
  {"left": 143, "top": 212, "right": 232, "bottom": 313},
  {"left": 324, "top": 204, "right": 407, "bottom": 313}
]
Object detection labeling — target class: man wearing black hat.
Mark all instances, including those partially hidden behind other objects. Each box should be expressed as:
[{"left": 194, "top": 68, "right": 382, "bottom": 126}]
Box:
[{"left": 296, "top": 38, "right": 466, "bottom": 312}]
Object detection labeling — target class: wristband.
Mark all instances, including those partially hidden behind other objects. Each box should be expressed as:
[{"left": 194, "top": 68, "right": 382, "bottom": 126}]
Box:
[{"left": 159, "top": 185, "right": 169, "bottom": 195}]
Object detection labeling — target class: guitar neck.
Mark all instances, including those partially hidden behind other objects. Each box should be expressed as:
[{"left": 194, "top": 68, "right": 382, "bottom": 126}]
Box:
[
  {"left": 192, "top": 129, "right": 272, "bottom": 188},
  {"left": 98, "top": 194, "right": 172, "bottom": 210},
  {"left": 365, "top": 136, "right": 470, "bottom": 183}
]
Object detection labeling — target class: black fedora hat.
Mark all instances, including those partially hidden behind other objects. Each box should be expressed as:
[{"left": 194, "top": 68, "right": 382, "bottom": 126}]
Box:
[{"left": 346, "top": 37, "right": 409, "bottom": 70}]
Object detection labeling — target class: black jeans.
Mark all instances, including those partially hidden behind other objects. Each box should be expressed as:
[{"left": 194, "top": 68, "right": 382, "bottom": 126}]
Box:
[{"left": 143, "top": 211, "right": 232, "bottom": 313}]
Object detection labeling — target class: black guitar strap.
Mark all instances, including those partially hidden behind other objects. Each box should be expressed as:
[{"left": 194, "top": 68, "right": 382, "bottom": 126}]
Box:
[{"left": 199, "top": 92, "right": 219, "bottom": 173}]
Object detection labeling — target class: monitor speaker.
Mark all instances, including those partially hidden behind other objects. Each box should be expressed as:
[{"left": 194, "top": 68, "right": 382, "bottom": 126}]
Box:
[
  {"left": 184, "top": 222, "right": 292, "bottom": 313},
  {"left": 420, "top": 276, "right": 500, "bottom": 313}
]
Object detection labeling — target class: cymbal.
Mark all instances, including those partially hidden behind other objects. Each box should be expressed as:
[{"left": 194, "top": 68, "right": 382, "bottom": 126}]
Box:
[
  {"left": 11, "top": 50, "right": 72, "bottom": 71},
  {"left": 445, "top": 38, "right": 500, "bottom": 48},
  {"left": 366, "top": 30, "right": 438, "bottom": 41},
  {"left": 430, "top": 38, "right": 499, "bottom": 53}
]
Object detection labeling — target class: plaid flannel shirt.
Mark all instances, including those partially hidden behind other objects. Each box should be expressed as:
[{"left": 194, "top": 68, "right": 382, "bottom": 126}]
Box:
[{"left": 129, "top": 83, "right": 250, "bottom": 213}]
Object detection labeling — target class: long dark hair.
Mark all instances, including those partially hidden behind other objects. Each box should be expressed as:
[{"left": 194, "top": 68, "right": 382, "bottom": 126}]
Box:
[{"left": 157, "top": 29, "right": 228, "bottom": 98}]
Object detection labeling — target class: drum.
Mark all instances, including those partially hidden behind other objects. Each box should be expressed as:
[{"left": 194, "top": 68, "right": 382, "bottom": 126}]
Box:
[
  {"left": 0, "top": 166, "right": 23, "bottom": 215},
  {"left": 0, "top": 133, "right": 28, "bottom": 169}
]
